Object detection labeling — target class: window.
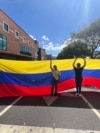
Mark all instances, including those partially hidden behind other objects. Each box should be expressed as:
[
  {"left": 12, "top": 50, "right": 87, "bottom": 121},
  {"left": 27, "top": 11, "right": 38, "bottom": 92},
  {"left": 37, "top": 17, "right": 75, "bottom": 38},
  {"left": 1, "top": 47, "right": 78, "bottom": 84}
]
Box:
[
  {"left": 0, "top": 34, "right": 7, "bottom": 51},
  {"left": 28, "top": 40, "right": 31, "bottom": 46},
  {"left": 3, "top": 22, "right": 9, "bottom": 32},
  {"left": 23, "top": 37, "right": 26, "bottom": 43},
  {"left": 32, "top": 44, "right": 34, "bottom": 48},
  {"left": 15, "top": 31, "right": 19, "bottom": 39},
  {"left": 20, "top": 44, "right": 32, "bottom": 56}
]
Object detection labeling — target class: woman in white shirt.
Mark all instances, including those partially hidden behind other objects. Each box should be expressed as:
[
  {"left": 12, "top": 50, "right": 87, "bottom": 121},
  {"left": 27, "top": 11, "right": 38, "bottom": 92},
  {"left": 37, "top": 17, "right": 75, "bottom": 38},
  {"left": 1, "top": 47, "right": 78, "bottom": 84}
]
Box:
[{"left": 50, "top": 60, "right": 60, "bottom": 96}]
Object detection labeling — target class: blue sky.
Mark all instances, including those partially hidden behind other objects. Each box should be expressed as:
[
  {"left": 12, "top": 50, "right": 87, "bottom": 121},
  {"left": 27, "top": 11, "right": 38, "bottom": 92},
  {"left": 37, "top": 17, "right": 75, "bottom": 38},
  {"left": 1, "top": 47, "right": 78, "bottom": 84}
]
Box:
[{"left": 0, "top": 0, "right": 100, "bottom": 56}]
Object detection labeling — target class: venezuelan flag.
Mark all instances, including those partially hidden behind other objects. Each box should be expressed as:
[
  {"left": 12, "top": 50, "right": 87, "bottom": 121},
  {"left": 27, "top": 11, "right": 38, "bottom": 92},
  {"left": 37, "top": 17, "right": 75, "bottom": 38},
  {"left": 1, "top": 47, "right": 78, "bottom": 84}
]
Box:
[{"left": 0, "top": 59, "right": 100, "bottom": 97}]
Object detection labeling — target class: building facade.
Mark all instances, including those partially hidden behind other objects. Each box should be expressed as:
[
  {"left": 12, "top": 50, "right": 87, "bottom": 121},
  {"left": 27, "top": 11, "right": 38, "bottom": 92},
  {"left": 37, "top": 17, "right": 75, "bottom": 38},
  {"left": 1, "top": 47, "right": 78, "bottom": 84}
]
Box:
[{"left": 0, "top": 9, "right": 40, "bottom": 60}]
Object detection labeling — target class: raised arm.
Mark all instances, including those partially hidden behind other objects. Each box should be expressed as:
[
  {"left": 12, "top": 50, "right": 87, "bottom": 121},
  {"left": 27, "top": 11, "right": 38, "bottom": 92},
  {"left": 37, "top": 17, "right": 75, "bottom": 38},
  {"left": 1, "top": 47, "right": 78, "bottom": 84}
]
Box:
[
  {"left": 73, "top": 58, "right": 77, "bottom": 68},
  {"left": 82, "top": 58, "right": 86, "bottom": 68},
  {"left": 50, "top": 60, "right": 53, "bottom": 70}
]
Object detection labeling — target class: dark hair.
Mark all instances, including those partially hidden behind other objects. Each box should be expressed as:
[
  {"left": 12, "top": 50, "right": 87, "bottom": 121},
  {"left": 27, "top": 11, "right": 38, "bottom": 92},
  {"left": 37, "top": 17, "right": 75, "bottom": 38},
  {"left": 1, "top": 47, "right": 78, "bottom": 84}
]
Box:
[
  {"left": 77, "top": 63, "right": 81, "bottom": 66},
  {"left": 77, "top": 63, "right": 81, "bottom": 67},
  {"left": 53, "top": 65, "right": 57, "bottom": 69}
]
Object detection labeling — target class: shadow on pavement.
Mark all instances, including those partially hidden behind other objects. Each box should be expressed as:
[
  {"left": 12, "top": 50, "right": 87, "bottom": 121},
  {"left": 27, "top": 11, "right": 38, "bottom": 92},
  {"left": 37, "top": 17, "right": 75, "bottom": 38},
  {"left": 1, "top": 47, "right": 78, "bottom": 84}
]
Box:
[{"left": 0, "top": 91, "right": 100, "bottom": 109}]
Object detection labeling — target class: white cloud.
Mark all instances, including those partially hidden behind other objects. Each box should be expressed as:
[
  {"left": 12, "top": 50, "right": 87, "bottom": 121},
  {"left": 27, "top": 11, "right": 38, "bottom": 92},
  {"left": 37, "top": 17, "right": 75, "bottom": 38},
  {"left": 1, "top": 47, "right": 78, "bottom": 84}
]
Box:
[
  {"left": 41, "top": 35, "right": 72, "bottom": 56},
  {"left": 42, "top": 35, "right": 49, "bottom": 41},
  {"left": 42, "top": 37, "right": 72, "bottom": 52},
  {"left": 43, "top": 41, "right": 66, "bottom": 51},
  {"left": 29, "top": 34, "right": 36, "bottom": 40}
]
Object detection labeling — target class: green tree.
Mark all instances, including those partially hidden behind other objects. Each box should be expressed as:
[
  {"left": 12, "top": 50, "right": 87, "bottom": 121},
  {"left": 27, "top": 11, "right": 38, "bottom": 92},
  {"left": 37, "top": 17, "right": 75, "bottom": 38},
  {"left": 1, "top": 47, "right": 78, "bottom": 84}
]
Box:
[
  {"left": 57, "top": 41, "right": 90, "bottom": 59},
  {"left": 71, "top": 19, "right": 100, "bottom": 58}
]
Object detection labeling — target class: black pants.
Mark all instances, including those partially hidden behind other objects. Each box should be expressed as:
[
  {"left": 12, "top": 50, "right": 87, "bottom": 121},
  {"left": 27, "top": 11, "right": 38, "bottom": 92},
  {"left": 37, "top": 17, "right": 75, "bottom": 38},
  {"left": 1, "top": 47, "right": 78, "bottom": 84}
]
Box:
[
  {"left": 75, "top": 77, "right": 83, "bottom": 93},
  {"left": 51, "top": 78, "right": 58, "bottom": 96}
]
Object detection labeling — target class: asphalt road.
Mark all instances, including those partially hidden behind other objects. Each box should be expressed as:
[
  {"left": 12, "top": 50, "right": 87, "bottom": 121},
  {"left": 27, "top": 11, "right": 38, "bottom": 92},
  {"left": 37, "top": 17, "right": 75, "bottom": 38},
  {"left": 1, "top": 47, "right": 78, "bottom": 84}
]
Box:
[{"left": 0, "top": 88, "right": 100, "bottom": 133}]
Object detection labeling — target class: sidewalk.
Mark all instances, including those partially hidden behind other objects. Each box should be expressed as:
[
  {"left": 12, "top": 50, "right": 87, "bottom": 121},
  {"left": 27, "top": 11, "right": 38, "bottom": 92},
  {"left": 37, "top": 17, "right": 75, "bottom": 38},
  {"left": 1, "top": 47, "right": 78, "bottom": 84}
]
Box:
[{"left": 0, "top": 124, "right": 100, "bottom": 133}]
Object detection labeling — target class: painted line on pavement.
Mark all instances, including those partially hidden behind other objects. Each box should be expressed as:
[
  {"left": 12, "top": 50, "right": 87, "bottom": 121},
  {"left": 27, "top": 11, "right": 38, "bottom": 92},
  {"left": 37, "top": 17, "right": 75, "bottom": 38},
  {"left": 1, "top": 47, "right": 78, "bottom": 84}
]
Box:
[
  {"left": 81, "top": 94, "right": 100, "bottom": 119},
  {"left": 0, "top": 96, "right": 23, "bottom": 117},
  {"left": 43, "top": 96, "right": 59, "bottom": 106}
]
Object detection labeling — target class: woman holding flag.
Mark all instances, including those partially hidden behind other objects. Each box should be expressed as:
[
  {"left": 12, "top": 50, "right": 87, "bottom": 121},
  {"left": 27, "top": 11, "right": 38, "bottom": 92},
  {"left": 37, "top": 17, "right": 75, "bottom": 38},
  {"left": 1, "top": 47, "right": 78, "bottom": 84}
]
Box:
[
  {"left": 50, "top": 60, "right": 60, "bottom": 96},
  {"left": 73, "top": 57, "right": 86, "bottom": 96}
]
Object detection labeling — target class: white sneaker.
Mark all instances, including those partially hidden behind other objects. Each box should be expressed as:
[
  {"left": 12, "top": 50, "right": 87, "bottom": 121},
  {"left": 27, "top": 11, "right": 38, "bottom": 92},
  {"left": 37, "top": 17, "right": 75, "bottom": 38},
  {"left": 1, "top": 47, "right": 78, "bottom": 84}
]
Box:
[{"left": 76, "top": 93, "right": 79, "bottom": 96}]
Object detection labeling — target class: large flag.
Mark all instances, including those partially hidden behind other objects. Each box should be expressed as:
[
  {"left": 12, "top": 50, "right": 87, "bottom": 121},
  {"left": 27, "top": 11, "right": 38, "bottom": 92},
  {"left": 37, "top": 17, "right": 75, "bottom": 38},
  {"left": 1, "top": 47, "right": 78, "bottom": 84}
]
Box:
[{"left": 0, "top": 59, "right": 100, "bottom": 97}]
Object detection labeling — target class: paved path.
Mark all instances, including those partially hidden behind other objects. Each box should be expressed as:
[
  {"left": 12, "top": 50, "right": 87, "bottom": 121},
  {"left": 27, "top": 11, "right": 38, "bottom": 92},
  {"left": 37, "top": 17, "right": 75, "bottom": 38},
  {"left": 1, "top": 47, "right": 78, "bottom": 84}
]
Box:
[{"left": 0, "top": 88, "right": 100, "bottom": 133}]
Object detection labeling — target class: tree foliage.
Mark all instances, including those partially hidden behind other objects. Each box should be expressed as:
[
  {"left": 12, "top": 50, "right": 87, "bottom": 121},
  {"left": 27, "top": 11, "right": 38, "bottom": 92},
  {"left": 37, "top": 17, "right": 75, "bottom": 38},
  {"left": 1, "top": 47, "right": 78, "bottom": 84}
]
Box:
[
  {"left": 71, "top": 19, "right": 100, "bottom": 58},
  {"left": 57, "top": 41, "right": 90, "bottom": 59}
]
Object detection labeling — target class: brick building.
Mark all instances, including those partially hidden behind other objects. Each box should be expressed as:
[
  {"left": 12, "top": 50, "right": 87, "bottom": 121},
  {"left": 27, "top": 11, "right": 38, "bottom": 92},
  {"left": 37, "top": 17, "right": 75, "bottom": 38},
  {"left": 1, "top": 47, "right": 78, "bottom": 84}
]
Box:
[{"left": 0, "top": 9, "right": 40, "bottom": 60}]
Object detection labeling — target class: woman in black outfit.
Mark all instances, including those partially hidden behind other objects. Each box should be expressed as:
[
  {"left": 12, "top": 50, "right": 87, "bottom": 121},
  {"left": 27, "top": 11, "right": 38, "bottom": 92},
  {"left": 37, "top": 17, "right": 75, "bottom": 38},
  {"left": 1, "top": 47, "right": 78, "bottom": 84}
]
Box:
[{"left": 73, "top": 58, "right": 86, "bottom": 96}]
